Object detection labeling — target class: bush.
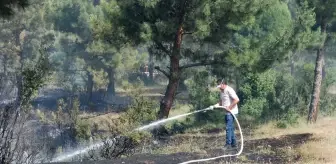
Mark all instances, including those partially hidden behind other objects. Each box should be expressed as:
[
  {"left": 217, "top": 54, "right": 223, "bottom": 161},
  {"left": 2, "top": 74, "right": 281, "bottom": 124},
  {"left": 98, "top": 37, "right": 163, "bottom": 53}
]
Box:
[
  {"left": 184, "top": 62, "right": 336, "bottom": 130},
  {"left": 85, "top": 83, "right": 158, "bottom": 160},
  {"left": 185, "top": 70, "right": 221, "bottom": 124},
  {"left": 238, "top": 67, "right": 313, "bottom": 126},
  {"left": 122, "top": 95, "right": 158, "bottom": 127},
  {"left": 319, "top": 67, "right": 336, "bottom": 116},
  {"left": 52, "top": 97, "right": 92, "bottom": 142},
  {"left": 74, "top": 120, "right": 92, "bottom": 141},
  {"left": 238, "top": 70, "right": 278, "bottom": 123}
]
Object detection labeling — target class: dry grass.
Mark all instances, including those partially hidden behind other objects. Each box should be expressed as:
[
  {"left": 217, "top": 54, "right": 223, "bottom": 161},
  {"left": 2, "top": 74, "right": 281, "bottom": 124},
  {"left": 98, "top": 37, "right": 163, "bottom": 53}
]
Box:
[
  {"left": 252, "top": 117, "right": 336, "bottom": 163},
  {"left": 156, "top": 116, "right": 336, "bottom": 163}
]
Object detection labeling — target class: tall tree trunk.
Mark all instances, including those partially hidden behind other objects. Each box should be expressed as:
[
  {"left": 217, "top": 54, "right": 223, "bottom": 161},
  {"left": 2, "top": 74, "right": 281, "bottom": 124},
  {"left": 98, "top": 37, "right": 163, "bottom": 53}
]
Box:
[
  {"left": 86, "top": 71, "right": 93, "bottom": 102},
  {"left": 308, "top": 20, "right": 327, "bottom": 123},
  {"left": 158, "top": 55, "right": 180, "bottom": 119},
  {"left": 106, "top": 67, "right": 116, "bottom": 97},
  {"left": 158, "top": 0, "right": 187, "bottom": 119}
]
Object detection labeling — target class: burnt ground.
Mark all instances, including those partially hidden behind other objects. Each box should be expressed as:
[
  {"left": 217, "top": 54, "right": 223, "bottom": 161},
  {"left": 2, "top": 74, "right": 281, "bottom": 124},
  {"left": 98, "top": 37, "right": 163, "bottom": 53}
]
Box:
[{"left": 49, "top": 133, "right": 313, "bottom": 164}]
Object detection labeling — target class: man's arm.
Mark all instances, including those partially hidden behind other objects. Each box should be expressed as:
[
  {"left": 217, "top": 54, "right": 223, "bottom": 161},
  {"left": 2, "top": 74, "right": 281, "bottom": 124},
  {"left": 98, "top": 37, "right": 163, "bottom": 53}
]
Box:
[
  {"left": 228, "top": 98, "right": 239, "bottom": 110},
  {"left": 227, "top": 88, "right": 240, "bottom": 111}
]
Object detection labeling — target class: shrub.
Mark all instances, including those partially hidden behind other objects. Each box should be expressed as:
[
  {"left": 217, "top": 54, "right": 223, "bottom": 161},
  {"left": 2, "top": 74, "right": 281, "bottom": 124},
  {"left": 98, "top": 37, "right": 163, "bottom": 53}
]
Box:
[
  {"left": 319, "top": 67, "right": 336, "bottom": 116},
  {"left": 184, "top": 62, "right": 336, "bottom": 129},
  {"left": 53, "top": 97, "right": 91, "bottom": 142},
  {"left": 74, "top": 120, "right": 92, "bottom": 141},
  {"left": 36, "top": 109, "right": 47, "bottom": 123},
  {"left": 238, "top": 70, "right": 278, "bottom": 123},
  {"left": 185, "top": 70, "right": 220, "bottom": 124},
  {"left": 238, "top": 67, "right": 313, "bottom": 126},
  {"left": 83, "top": 83, "right": 158, "bottom": 160}
]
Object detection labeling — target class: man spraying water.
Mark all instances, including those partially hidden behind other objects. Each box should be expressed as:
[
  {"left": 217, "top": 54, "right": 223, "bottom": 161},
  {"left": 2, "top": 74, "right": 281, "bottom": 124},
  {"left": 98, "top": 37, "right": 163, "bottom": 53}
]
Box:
[
  {"left": 209, "top": 79, "right": 240, "bottom": 150},
  {"left": 50, "top": 78, "right": 243, "bottom": 163},
  {"left": 180, "top": 79, "right": 243, "bottom": 164}
]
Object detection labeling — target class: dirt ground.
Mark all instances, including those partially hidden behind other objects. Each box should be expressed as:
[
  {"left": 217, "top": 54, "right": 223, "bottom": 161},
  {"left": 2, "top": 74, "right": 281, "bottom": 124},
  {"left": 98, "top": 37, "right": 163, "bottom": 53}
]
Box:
[{"left": 49, "top": 133, "right": 313, "bottom": 164}]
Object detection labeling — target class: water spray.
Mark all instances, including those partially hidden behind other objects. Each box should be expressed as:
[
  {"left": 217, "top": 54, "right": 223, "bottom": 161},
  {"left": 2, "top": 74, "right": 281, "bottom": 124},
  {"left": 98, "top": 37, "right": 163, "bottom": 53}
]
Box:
[
  {"left": 133, "top": 107, "right": 213, "bottom": 131},
  {"left": 50, "top": 105, "right": 243, "bottom": 163},
  {"left": 50, "top": 107, "right": 214, "bottom": 163}
]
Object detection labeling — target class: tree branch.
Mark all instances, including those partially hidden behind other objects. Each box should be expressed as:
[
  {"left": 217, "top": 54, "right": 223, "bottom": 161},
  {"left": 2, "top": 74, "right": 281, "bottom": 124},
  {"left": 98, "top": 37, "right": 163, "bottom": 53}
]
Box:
[
  {"left": 152, "top": 25, "right": 170, "bottom": 55},
  {"left": 179, "top": 61, "right": 223, "bottom": 70},
  {"left": 154, "top": 66, "right": 170, "bottom": 78},
  {"left": 156, "top": 41, "right": 170, "bottom": 54}
]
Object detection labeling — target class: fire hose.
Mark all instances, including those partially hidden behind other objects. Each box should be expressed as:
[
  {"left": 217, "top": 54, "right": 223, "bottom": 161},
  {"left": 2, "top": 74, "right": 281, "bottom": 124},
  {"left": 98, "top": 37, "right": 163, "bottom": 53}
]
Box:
[{"left": 179, "top": 105, "right": 244, "bottom": 164}]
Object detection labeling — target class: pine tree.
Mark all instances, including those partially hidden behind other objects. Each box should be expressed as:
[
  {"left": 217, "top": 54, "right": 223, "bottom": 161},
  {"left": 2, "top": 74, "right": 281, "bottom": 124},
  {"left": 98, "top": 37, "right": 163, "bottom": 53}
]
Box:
[
  {"left": 97, "top": 0, "right": 315, "bottom": 119},
  {"left": 300, "top": 0, "right": 336, "bottom": 123},
  {"left": 45, "top": 0, "right": 143, "bottom": 101},
  {"left": 0, "top": 0, "right": 29, "bottom": 18},
  {"left": 0, "top": 0, "right": 54, "bottom": 103}
]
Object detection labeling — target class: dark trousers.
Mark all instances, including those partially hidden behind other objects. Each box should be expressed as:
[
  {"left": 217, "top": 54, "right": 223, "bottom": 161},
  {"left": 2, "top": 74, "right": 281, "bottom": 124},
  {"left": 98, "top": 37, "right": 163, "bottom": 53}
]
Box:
[{"left": 225, "top": 113, "right": 236, "bottom": 146}]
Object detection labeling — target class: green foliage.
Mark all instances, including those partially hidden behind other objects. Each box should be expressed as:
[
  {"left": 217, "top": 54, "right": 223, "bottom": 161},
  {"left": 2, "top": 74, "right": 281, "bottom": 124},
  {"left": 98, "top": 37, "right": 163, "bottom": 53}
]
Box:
[
  {"left": 121, "top": 82, "right": 158, "bottom": 128},
  {"left": 96, "top": 83, "right": 158, "bottom": 145},
  {"left": 238, "top": 63, "right": 324, "bottom": 127},
  {"left": 295, "top": 63, "right": 314, "bottom": 102},
  {"left": 185, "top": 55, "right": 335, "bottom": 129},
  {"left": 238, "top": 70, "right": 277, "bottom": 121},
  {"left": 289, "top": 0, "right": 321, "bottom": 51},
  {"left": 229, "top": 1, "right": 293, "bottom": 69},
  {"left": 102, "top": 0, "right": 282, "bottom": 65},
  {"left": 186, "top": 71, "right": 218, "bottom": 109},
  {"left": 55, "top": 98, "right": 66, "bottom": 128},
  {"left": 123, "top": 96, "right": 157, "bottom": 126},
  {"left": 302, "top": 0, "right": 336, "bottom": 25},
  {"left": 74, "top": 119, "right": 92, "bottom": 141},
  {"left": 212, "top": 0, "right": 318, "bottom": 80},
  {"left": 54, "top": 97, "right": 92, "bottom": 141},
  {"left": 45, "top": 0, "right": 145, "bottom": 95},
  {"left": 36, "top": 109, "right": 46, "bottom": 123},
  {"left": 65, "top": 96, "right": 93, "bottom": 141},
  {"left": 185, "top": 70, "right": 223, "bottom": 123},
  {"left": 320, "top": 67, "right": 336, "bottom": 115},
  {"left": 21, "top": 49, "right": 52, "bottom": 106},
  {"left": 0, "top": 0, "right": 29, "bottom": 18},
  {"left": 96, "top": 0, "right": 287, "bottom": 101},
  {"left": 70, "top": 97, "right": 80, "bottom": 125}
]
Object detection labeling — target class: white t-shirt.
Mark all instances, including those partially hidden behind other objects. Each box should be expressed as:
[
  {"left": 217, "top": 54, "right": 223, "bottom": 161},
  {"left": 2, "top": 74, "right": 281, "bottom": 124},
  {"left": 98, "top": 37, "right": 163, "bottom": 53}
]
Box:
[{"left": 220, "top": 85, "right": 239, "bottom": 115}]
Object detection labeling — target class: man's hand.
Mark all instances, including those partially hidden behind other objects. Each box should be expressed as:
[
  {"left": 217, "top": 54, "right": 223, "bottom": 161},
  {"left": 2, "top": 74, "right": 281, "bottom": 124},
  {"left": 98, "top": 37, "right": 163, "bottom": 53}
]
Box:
[{"left": 207, "top": 103, "right": 219, "bottom": 111}]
